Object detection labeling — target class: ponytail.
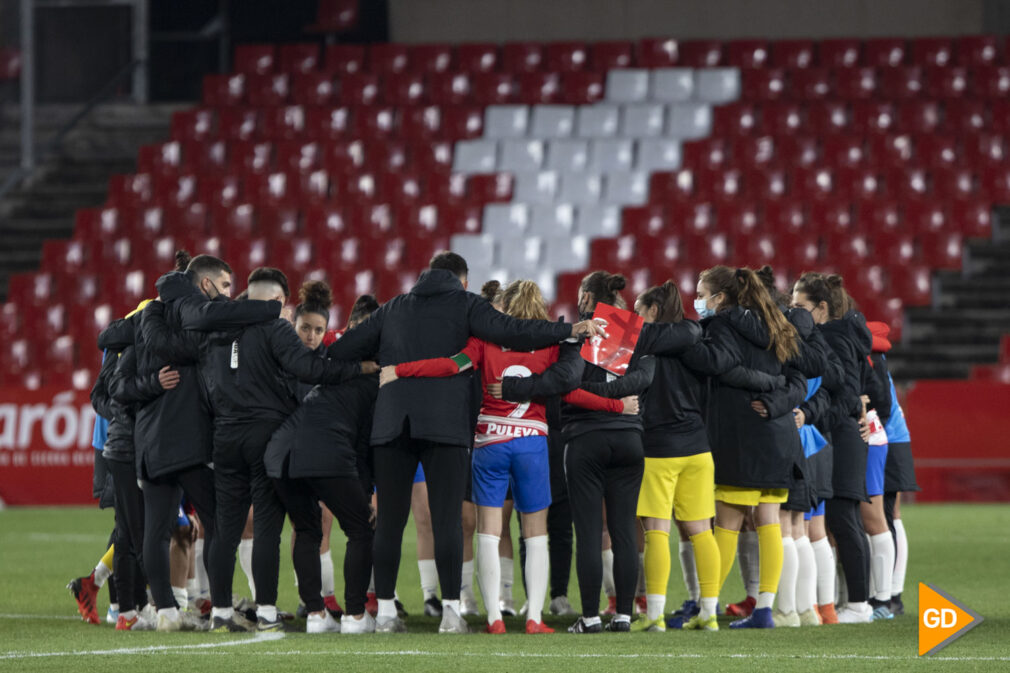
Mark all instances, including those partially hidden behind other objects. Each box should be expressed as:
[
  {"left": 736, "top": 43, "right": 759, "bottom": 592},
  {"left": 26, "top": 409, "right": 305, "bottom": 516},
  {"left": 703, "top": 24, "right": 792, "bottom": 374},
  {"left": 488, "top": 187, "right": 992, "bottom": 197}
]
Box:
[
  {"left": 174, "top": 249, "right": 192, "bottom": 272},
  {"left": 580, "top": 270, "right": 627, "bottom": 312},
  {"left": 502, "top": 279, "right": 549, "bottom": 321},
  {"left": 795, "top": 272, "right": 850, "bottom": 320},
  {"left": 637, "top": 280, "right": 685, "bottom": 323},
  {"left": 481, "top": 280, "right": 504, "bottom": 307}
]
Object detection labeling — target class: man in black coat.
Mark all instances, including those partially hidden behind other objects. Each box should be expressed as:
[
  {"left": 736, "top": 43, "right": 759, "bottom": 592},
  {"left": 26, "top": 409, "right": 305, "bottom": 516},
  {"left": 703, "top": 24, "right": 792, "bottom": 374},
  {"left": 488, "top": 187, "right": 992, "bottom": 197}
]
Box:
[
  {"left": 136, "top": 255, "right": 281, "bottom": 631},
  {"left": 329, "top": 251, "right": 604, "bottom": 634}
]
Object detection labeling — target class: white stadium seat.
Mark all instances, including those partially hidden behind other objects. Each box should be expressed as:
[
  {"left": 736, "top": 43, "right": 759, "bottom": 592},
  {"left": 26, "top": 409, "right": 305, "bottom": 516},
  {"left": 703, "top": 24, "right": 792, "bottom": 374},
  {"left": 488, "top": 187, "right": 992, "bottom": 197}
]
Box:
[
  {"left": 484, "top": 105, "right": 530, "bottom": 138},
  {"left": 452, "top": 139, "right": 497, "bottom": 172},
  {"left": 588, "top": 138, "right": 634, "bottom": 172},
  {"left": 605, "top": 69, "right": 650, "bottom": 103},
  {"left": 498, "top": 139, "right": 545, "bottom": 171},
  {"left": 650, "top": 68, "right": 695, "bottom": 102},
  {"left": 544, "top": 139, "right": 589, "bottom": 172},
  {"left": 575, "top": 104, "right": 620, "bottom": 137},
  {"left": 620, "top": 103, "right": 665, "bottom": 137},
  {"left": 513, "top": 171, "right": 559, "bottom": 204},
  {"left": 529, "top": 105, "right": 576, "bottom": 137},
  {"left": 482, "top": 203, "right": 528, "bottom": 237},
  {"left": 695, "top": 68, "right": 741, "bottom": 103}
]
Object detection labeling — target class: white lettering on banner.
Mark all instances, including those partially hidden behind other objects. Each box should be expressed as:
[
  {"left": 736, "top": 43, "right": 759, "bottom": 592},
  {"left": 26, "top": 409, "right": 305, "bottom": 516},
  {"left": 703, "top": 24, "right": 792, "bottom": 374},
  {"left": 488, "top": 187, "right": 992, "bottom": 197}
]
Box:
[
  {"left": 42, "top": 393, "right": 78, "bottom": 450},
  {"left": 0, "top": 405, "right": 14, "bottom": 448},
  {"left": 0, "top": 392, "right": 96, "bottom": 451},
  {"left": 16, "top": 405, "right": 45, "bottom": 449}
]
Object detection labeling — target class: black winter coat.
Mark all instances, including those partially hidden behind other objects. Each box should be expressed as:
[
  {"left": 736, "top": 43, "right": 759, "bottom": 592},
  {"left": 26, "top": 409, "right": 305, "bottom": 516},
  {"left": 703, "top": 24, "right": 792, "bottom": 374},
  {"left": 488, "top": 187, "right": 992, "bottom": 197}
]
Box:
[
  {"left": 328, "top": 269, "right": 575, "bottom": 447},
  {"left": 681, "top": 306, "right": 804, "bottom": 490},
  {"left": 134, "top": 272, "right": 280, "bottom": 479},
  {"left": 108, "top": 345, "right": 164, "bottom": 463}
]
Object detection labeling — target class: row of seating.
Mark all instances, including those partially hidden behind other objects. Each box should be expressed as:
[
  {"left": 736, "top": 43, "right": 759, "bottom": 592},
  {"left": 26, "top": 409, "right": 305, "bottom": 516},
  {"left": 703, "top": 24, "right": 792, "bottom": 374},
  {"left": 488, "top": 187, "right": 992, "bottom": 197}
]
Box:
[
  {"left": 169, "top": 100, "right": 1010, "bottom": 144},
  {"left": 227, "top": 36, "right": 1009, "bottom": 76}
]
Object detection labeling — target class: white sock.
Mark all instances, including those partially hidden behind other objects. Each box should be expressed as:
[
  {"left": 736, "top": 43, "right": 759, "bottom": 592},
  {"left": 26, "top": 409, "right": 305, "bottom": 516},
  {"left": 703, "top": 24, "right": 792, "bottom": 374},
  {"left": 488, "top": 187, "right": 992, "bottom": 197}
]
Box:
[
  {"left": 257, "top": 604, "right": 277, "bottom": 622},
  {"left": 211, "top": 606, "right": 233, "bottom": 621},
  {"left": 377, "top": 598, "right": 397, "bottom": 620},
  {"left": 583, "top": 615, "right": 602, "bottom": 626},
  {"left": 795, "top": 536, "right": 817, "bottom": 614},
  {"left": 777, "top": 537, "right": 797, "bottom": 614},
  {"left": 892, "top": 520, "right": 908, "bottom": 596},
  {"left": 93, "top": 559, "right": 113, "bottom": 587},
  {"left": 319, "top": 551, "right": 335, "bottom": 599},
  {"left": 172, "top": 586, "right": 188, "bottom": 610},
  {"left": 756, "top": 591, "right": 775, "bottom": 610},
  {"left": 477, "top": 534, "right": 502, "bottom": 623},
  {"left": 186, "top": 578, "right": 199, "bottom": 607},
  {"left": 636, "top": 552, "right": 647, "bottom": 597},
  {"left": 461, "top": 560, "right": 477, "bottom": 602},
  {"left": 614, "top": 612, "right": 631, "bottom": 623},
  {"left": 121, "top": 609, "right": 137, "bottom": 620},
  {"left": 110, "top": 602, "right": 119, "bottom": 613},
  {"left": 869, "top": 532, "right": 896, "bottom": 602},
  {"left": 500, "top": 556, "right": 515, "bottom": 603},
  {"left": 700, "top": 597, "right": 718, "bottom": 621},
  {"left": 601, "top": 549, "right": 616, "bottom": 597},
  {"left": 811, "top": 537, "right": 836, "bottom": 605},
  {"left": 418, "top": 559, "right": 438, "bottom": 601},
  {"left": 679, "top": 540, "right": 700, "bottom": 602},
  {"left": 238, "top": 538, "right": 255, "bottom": 601},
  {"left": 646, "top": 594, "right": 665, "bottom": 621},
  {"left": 524, "top": 535, "right": 548, "bottom": 623},
  {"left": 442, "top": 598, "right": 461, "bottom": 617},
  {"left": 158, "top": 606, "right": 180, "bottom": 620},
  {"left": 368, "top": 568, "right": 376, "bottom": 594},
  {"left": 194, "top": 538, "right": 210, "bottom": 598},
  {"left": 739, "top": 531, "right": 760, "bottom": 598},
  {"left": 865, "top": 534, "right": 876, "bottom": 599}
]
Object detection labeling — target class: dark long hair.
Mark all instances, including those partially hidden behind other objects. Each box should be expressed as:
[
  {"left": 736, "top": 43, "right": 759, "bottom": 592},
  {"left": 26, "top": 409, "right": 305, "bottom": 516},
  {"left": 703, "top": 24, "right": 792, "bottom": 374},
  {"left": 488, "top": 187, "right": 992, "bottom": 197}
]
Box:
[
  {"left": 294, "top": 280, "right": 332, "bottom": 322},
  {"left": 794, "top": 272, "right": 850, "bottom": 320},
  {"left": 637, "top": 280, "right": 685, "bottom": 323},
  {"left": 580, "top": 270, "right": 627, "bottom": 313}
]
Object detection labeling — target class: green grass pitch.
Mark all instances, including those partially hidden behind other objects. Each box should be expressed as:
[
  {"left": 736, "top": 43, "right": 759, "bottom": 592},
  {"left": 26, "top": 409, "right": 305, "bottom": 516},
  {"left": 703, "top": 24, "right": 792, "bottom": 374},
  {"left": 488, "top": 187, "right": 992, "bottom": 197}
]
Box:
[{"left": 0, "top": 503, "right": 1007, "bottom": 672}]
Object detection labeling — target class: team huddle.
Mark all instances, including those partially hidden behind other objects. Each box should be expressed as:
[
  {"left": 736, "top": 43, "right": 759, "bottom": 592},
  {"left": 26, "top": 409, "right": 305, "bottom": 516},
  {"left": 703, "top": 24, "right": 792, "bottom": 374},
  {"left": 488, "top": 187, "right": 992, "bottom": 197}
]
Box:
[{"left": 69, "top": 247, "right": 916, "bottom": 636}]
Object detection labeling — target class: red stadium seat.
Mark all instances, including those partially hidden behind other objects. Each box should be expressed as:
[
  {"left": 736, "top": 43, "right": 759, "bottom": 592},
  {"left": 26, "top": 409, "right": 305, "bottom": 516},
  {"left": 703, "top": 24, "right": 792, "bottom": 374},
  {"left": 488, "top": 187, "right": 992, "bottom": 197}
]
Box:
[
  {"left": 915, "top": 134, "right": 959, "bottom": 168},
  {"left": 42, "top": 239, "right": 89, "bottom": 275},
  {"left": 682, "top": 138, "right": 732, "bottom": 171},
  {"left": 303, "top": 204, "right": 348, "bottom": 240},
  {"left": 837, "top": 166, "right": 883, "bottom": 200},
  {"left": 867, "top": 134, "right": 914, "bottom": 168},
  {"left": 932, "top": 167, "right": 983, "bottom": 202},
  {"left": 897, "top": 100, "right": 941, "bottom": 134},
  {"left": 824, "top": 231, "right": 872, "bottom": 263},
  {"left": 963, "top": 133, "right": 1006, "bottom": 167},
  {"left": 911, "top": 38, "right": 954, "bottom": 67},
  {"left": 856, "top": 200, "right": 904, "bottom": 233},
  {"left": 878, "top": 66, "right": 924, "bottom": 98},
  {"left": 707, "top": 169, "right": 747, "bottom": 204},
  {"left": 822, "top": 135, "right": 865, "bottom": 168},
  {"left": 306, "top": 0, "right": 359, "bottom": 36},
  {"left": 561, "top": 71, "right": 605, "bottom": 104},
  {"left": 777, "top": 135, "right": 820, "bottom": 167},
  {"left": 970, "top": 65, "right": 1010, "bottom": 98},
  {"left": 171, "top": 109, "right": 215, "bottom": 142},
  {"left": 383, "top": 71, "right": 427, "bottom": 105},
  {"left": 137, "top": 141, "right": 182, "bottom": 174},
  {"left": 198, "top": 174, "right": 243, "bottom": 209},
  {"left": 864, "top": 38, "right": 908, "bottom": 67},
  {"left": 152, "top": 172, "right": 199, "bottom": 208},
  {"left": 943, "top": 99, "right": 988, "bottom": 134},
  {"left": 502, "top": 42, "right": 544, "bottom": 73},
  {"left": 228, "top": 140, "right": 273, "bottom": 174},
  {"left": 276, "top": 140, "right": 322, "bottom": 173},
  {"left": 925, "top": 66, "right": 968, "bottom": 98},
  {"left": 440, "top": 105, "right": 484, "bottom": 140},
  {"left": 621, "top": 205, "right": 668, "bottom": 238},
  {"left": 851, "top": 101, "right": 897, "bottom": 135},
  {"left": 954, "top": 35, "right": 1001, "bottom": 66},
  {"left": 471, "top": 72, "right": 516, "bottom": 104},
  {"left": 637, "top": 38, "right": 679, "bottom": 68},
  {"left": 467, "top": 173, "right": 514, "bottom": 203},
  {"left": 334, "top": 170, "right": 380, "bottom": 203},
  {"left": 351, "top": 105, "right": 398, "bottom": 140},
  {"left": 792, "top": 166, "right": 837, "bottom": 201},
  {"left": 875, "top": 231, "right": 918, "bottom": 266},
  {"left": 712, "top": 102, "right": 760, "bottom": 137},
  {"left": 764, "top": 200, "right": 807, "bottom": 236},
  {"left": 180, "top": 139, "right": 227, "bottom": 174},
  {"left": 165, "top": 203, "right": 209, "bottom": 238},
  {"left": 413, "top": 141, "right": 455, "bottom": 175},
  {"left": 456, "top": 43, "right": 499, "bottom": 72},
  {"left": 217, "top": 108, "right": 260, "bottom": 141},
  {"left": 950, "top": 201, "right": 993, "bottom": 239},
  {"left": 819, "top": 39, "right": 862, "bottom": 68},
  {"left": 807, "top": 101, "right": 851, "bottom": 135},
  {"left": 905, "top": 200, "right": 949, "bottom": 235},
  {"left": 409, "top": 44, "right": 454, "bottom": 74},
  {"left": 440, "top": 202, "right": 482, "bottom": 235},
  {"left": 545, "top": 42, "right": 589, "bottom": 71},
  {"left": 789, "top": 68, "right": 831, "bottom": 99},
  {"left": 305, "top": 105, "right": 352, "bottom": 140},
  {"left": 279, "top": 43, "right": 320, "bottom": 74},
  {"left": 919, "top": 230, "right": 963, "bottom": 269},
  {"left": 734, "top": 136, "right": 776, "bottom": 169},
  {"left": 718, "top": 202, "right": 761, "bottom": 240},
  {"left": 323, "top": 44, "right": 366, "bottom": 75},
  {"left": 244, "top": 170, "right": 300, "bottom": 208},
  {"left": 427, "top": 72, "right": 472, "bottom": 105},
  {"left": 591, "top": 41, "right": 635, "bottom": 70},
  {"left": 772, "top": 40, "right": 816, "bottom": 68},
  {"left": 260, "top": 105, "right": 306, "bottom": 141},
  {"left": 400, "top": 105, "right": 442, "bottom": 142},
  {"left": 291, "top": 72, "right": 335, "bottom": 106},
  {"left": 889, "top": 165, "right": 930, "bottom": 200},
  {"left": 834, "top": 67, "right": 877, "bottom": 99},
  {"left": 338, "top": 73, "right": 380, "bottom": 105},
  {"left": 810, "top": 200, "right": 853, "bottom": 235},
  {"left": 370, "top": 44, "right": 410, "bottom": 74},
  {"left": 649, "top": 170, "right": 700, "bottom": 204},
  {"left": 107, "top": 173, "right": 152, "bottom": 208},
  {"left": 747, "top": 166, "right": 788, "bottom": 201},
  {"left": 741, "top": 68, "right": 787, "bottom": 101},
  {"left": 234, "top": 44, "right": 275, "bottom": 75},
  {"left": 679, "top": 41, "right": 724, "bottom": 67},
  {"left": 517, "top": 72, "right": 561, "bottom": 104},
  {"left": 725, "top": 40, "right": 769, "bottom": 68}
]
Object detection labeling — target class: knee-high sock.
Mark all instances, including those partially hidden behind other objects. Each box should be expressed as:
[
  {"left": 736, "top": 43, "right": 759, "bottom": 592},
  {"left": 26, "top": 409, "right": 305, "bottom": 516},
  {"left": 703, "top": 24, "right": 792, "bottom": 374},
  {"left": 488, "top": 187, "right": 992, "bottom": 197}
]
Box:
[
  {"left": 238, "top": 539, "right": 255, "bottom": 601},
  {"left": 811, "top": 537, "right": 836, "bottom": 606},
  {"left": 418, "top": 559, "right": 438, "bottom": 601},
  {"left": 777, "top": 536, "right": 797, "bottom": 614},
  {"left": 461, "top": 560, "right": 477, "bottom": 602},
  {"left": 500, "top": 556, "right": 514, "bottom": 603},
  {"left": 679, "top": 540, "right": 700, "bottom": 602},
  {"left": 319, "top": 551, "right": 335, "bottom": 598},
  {"left": 714, "top": 527, "right": 740, "bottom": 596},
  {"left": 476, "top": 534, "right": 501, "bottom": 623},
  {"left": 636, "top": 552, "right": 647, "bottom": 597},
  {"left": 601, "top": 548, "right": 616, "bottom": 598},
  {"left": 194, "top": 538, "right": 210, "bottom": 599},
  {"left": 524, "top": 535, "right": 548, "bottom": 623},
  {"left": 756, "top": 524, "right": 783, "bottom": 610},
  {"left": 690, "top": 529, "right": 721, "bottom": 620},
  {"left": 738, "top": 530, "right": 760, "bottom": 599},
  {"left": 891, "top": 519, "right": 908, "bottom": 596},
  {"left": 869, "top": 532, "right": 895, "bottom": 602},
  {"left": 94, "top": 544, "right": 115, "bottom": 587},
  {"left": 643, "top": 530, "right": 671, "bottom": 620},
  {"left": 795, "top": 536, "right": 817, "bottom": 614}
]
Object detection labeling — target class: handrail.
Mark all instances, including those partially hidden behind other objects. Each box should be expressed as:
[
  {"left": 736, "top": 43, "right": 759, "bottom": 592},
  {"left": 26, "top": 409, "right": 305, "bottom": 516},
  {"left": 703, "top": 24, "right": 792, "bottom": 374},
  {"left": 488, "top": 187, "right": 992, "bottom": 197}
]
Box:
[{"left": 0, "top": 57, "right": 146, "bottom": 202}]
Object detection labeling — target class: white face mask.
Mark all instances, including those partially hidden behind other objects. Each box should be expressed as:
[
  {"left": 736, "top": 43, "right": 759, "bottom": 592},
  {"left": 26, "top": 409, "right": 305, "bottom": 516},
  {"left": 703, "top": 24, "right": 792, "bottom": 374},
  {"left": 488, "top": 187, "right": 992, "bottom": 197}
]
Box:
[{"left": 694, "top": 297, "right": 715, "bottom": 319}]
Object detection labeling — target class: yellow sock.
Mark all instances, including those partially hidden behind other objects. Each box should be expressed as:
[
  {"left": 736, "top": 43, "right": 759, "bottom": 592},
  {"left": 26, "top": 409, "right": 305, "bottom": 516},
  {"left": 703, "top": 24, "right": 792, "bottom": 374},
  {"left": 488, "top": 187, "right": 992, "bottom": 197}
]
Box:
[
  {"left": 713, "top": 526, "right": 740, "bottom": 595},
  {"left": 643, "top": 530, "right": 671, "bottom": 597},
  {"left": 689, "top": 529, "right": 721, "bottom": 599},
  {"left": 99, "top": 544, "right": 114, "bottom": 570},
  {"left": 757, "top": 523, "right": 784, "bottom": 595}
]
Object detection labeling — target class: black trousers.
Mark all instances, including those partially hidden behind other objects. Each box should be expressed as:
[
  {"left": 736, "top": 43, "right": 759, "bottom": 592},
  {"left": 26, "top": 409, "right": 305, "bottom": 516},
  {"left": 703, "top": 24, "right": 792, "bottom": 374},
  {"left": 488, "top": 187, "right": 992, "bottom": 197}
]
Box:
[
  {"left": 142, "top": 464, "right": 216, "bottom": 610},
  {"left": 565, "top": 429, "right": 644, "bottom": 618},
  {"left": 518, "top": 435, "right": 574, "bottom": 599},
  {"left": 826, "top": 497, "right": 870, "bottom": 603},
  {"left": 272, "top": 475, "right": 325, "bottom": 613},
  {"left": 308, "top": 476, "right": 374, "bottom": 616},
  {"left": 372, "top": 433, "right": 468, "bottom": 601},
  {"left": 107, "top": 458, "right": 149, "bottom": 613},
  {"left": 209, "top": 422, "right": 286, "bottom": 609}
]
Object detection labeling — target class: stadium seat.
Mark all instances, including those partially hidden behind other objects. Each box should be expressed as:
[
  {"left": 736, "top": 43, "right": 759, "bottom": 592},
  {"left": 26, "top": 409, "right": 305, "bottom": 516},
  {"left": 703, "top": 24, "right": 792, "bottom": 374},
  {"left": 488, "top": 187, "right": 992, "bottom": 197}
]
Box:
[
  {"left": 217, "top": 108, "right": 260, "bottom": 141},
  {"left": 790, "top": 67, "right": 832, "bottom": 99},
  {"left": 605, "top": 69, "right": 650, "bottom": 103},
  {"left": 246, "top": 73, "right": 290, "bottom": 106},
  {"left": 776, "top": 135, "right": 819, "bottom": 167},
  {"left": 637, "top": 38, "right": 679, "bottom": 68},
  {"left": 502, "top": 42, "right": 544, "bottom": 73},
  {"left": 575, "top": 104, "right": 619, "bottom": 138},
  {"left": 725, "top": 40, "right": 769, "bottom": 68},
  {"left": 772, "top": 40, "right": 816, "bottom": 69},
  {"left": 427, "top": 72, "right": 472, "bottom": 105},
  {"left": 741, "top": 67, "right": 787, "bottom": 101},
  {"left": 558, "top": 172, "right": 603, "bottom": 204},
  {"left": 228, "top": 140, "right": 273, "bottom": 174},
  {"left": 889, "top": 165, "right": 930, "bottom": 200},
  {"left": 679, "top": 41, "right": 723, "bottom": 68},
  {"left": 172, "top": 109, "right": 216, "bottom": 142},
  {"left": 867, "top": 133, "right": 914, "bottom": 168},
  {"left": 905, "top": 200, "right": 949, "bottom": 235},
  {"left": 514, "top": 171, "right": 559, "bottom": 204},
  {"left": 711, "top": 102, "right": 757, "bottom": 136},
  {"left": 943, "top": 99, "right": 988, "bottom": 134},
  {"left": 560, "top": 71, "right": 606, "bottom": 104},
  {"left": 290, "top": 72, "right": 335, "bottom": 106},
  {"left": 747, "top": 165, "right": 788, "bottom": 200},
  {"left": 637, "top": 139, "right": 682, "bottom": 172},
  {"left": 898, "top": 100, "right": 942, "bottom": 134},
  {"left": 807, "top": 100, "right": 851, "bottom": 135},
  {"left": 925, "top": 66, "right": 968, "bottom": 98},
  {"left": 440, "top": 105, "right": 484, "bottom": 140},
  {"left": 410, "top": 44, "right": 454, "bottom": 74},
  {"left": 864, "top": 38, "right": 908, "bottom": 67},
  {"left": 970, "top": 65, "right": 1010, "bottom": 98},
  {"left": 649, "top": 68, "right": 694, "bottom": 103},
  {"left": 821, "top": 135, "right": 865, "bottom": 168},
  {"left": 528, "top": 204, "right": 576, "bottom": 237},
  {"left": 457, "top": 43, "right": 499, "bottom": 73},
  {"left": 413, "top": 141, "right": 455, "bottom": 174},
  {"left": 234, "top": 44, "right": 275, "bottom": 75},
  {"left": 383, "top": 71, "right": 427, "bottom": 105},
  {"left": 467, "top": 172, "right": 514, "bottom": 203},
  {"left": 338, "top": 73, "right": 380, "bottom": 105},
  {"left": 545, "top": 42, "right": 589, "bottom": 72},
  {"left": 695, "top": 69, "right": 741, "bottom": 103},
  {"left": 851, "top": 101, "right": 898, "bottom": 135},
  {"left": 576, "top": 204, "right": 621, "bottom": 237},
  {"left": 484, "top": 105, "right": 529, "bottom": 138},
  {"left": 107, "top": 173, "right": 153, "bottom": 208},
  {"left": 453, "top": 139, "right": 497, "bottom": 172},
  {"left": 471, "top": 72, "right": 516, "bottom": 105},
  {"left": 834, "top": 66, "right": 878, "bottom": 99},
  {"left": 919, "top": 230, "right": 964, "bottom": 269},
  {"left": 278, "top": 44, "right": 320, "bottom": 74},
  {"left": 137, "top": 141, "right": 182, "bottom": 174},
  {"left": 498, "top": 139, "right": 545, "bottom": 171},
  {"left": 819, "top": 39, "right": 862, "bottom": 68},
  {"left": 530, "top": 105, "right": 576, "bottom": 137},
  {"left": 261, "top": 105, "right": 306, "bottom": 140},
  {"left": 323, "top": 44, "right": 367, "bottom": 75},
  {"left": 588, "top": 138, "right": 633, "bottom": 172},
  {"left": 954, "top": 35, "right": 1001, "bottom": 66},
  {"left": 517, "top": 72, "right": 562, "bottom": 104},
  {"left": 878, "top": 66, "right": 924, "bottom": 99},
  {"left": 856, "top": 199, "right": 903, "bottom": 232},
  {"left": 370, "top": 44, "right": 410, "bottom": 74},
  {"left": 591, "top": 41, "right": 635, "bottom": 70},
  {"left": 306, "top": 0, "right": 359, "bottom": 36},
  {"left": 950, "top": 200, "right": 993, "bottom": 238},
  {"left": 351, "top": 105, "right": 398, "bottom": 140}
]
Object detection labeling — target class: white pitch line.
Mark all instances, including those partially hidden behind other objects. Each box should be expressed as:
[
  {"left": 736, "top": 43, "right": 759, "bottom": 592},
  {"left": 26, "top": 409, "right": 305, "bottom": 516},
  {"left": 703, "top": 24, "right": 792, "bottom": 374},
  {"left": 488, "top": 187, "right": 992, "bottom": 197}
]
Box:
[{"left": 0, "top": 631, "right": 284, "bottom": 660}]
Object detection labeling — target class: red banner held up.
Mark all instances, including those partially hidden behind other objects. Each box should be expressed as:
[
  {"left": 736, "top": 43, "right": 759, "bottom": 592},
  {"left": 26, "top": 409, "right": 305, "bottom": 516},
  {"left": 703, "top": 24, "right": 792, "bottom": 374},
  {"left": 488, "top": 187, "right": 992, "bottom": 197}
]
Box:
[{"left": 580, "top": 303, "right": 644, "bottom": 376}]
